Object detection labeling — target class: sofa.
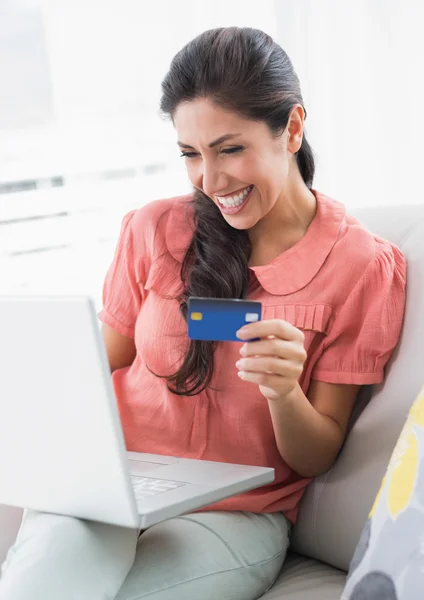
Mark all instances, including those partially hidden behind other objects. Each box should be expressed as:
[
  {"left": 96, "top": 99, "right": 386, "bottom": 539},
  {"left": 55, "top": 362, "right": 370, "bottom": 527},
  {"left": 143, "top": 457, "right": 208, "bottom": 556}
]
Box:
[{"left": 1, "top": 202, "right": 424, "bottom": 598}]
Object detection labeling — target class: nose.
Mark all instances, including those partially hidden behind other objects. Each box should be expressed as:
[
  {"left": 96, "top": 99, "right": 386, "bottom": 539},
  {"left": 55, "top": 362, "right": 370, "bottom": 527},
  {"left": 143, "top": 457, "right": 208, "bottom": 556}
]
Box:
[{"left": 199, "top": 159, "right": 228, "bottom": 198}]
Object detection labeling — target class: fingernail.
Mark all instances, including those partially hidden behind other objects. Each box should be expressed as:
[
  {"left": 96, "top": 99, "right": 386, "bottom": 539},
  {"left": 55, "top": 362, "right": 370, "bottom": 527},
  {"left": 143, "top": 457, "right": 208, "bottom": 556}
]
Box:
[
  {"left": 240, "top": 344, "right": 247, "bottom": 356},
  {"left": 236, "top": 327, "right": 249, "bottom": 338}
]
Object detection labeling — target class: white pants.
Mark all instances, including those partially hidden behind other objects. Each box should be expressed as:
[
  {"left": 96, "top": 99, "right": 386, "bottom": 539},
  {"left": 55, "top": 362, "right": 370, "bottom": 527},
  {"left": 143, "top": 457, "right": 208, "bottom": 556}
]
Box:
[{"left": 0, "top": 509, "right": 290, "bottom": 600}]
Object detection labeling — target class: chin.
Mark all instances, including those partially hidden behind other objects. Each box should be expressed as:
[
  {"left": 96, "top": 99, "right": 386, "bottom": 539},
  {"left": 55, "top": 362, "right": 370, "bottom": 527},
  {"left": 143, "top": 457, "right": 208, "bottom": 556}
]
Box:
[{"left": 223, "top": 214, "right": 259, "bottom": 231}]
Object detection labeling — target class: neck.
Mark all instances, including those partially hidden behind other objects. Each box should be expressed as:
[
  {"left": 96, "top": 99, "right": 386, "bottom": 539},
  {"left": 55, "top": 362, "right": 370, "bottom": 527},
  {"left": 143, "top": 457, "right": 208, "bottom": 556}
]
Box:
[{"left": 248, "top": 172, "right": 317, "bottom": 267}]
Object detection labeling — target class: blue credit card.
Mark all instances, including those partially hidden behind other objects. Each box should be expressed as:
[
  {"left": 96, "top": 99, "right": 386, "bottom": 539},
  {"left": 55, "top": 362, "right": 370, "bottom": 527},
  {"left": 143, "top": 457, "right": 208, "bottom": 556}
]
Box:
[{"left": 187, "top": 297, "right": 262, "bottom": 342}]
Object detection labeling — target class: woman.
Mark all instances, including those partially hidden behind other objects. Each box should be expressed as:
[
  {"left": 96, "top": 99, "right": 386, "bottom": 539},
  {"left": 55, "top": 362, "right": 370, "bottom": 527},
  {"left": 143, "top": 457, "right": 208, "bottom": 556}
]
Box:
[{"left": 0, "top": 27, "right": 406, "bottom": 600}]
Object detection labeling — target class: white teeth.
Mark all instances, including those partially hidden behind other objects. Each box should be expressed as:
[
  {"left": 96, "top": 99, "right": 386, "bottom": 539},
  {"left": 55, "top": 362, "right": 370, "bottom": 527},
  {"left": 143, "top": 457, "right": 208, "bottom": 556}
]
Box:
[{"left": 216, "top": 185, "right": 252, "bottom": 208}]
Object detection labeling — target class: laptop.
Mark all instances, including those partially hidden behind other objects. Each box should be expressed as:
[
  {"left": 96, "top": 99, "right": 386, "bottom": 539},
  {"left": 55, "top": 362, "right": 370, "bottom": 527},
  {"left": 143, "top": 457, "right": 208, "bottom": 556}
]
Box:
[{"left": 0, "top": 295, "right": 274, "bottom": 529}]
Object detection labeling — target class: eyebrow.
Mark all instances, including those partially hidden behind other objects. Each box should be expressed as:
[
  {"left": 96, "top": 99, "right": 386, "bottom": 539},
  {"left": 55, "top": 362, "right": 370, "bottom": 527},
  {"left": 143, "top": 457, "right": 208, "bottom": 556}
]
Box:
[{"left": 177, "top": 133, "right": 242, "bottom": 150}]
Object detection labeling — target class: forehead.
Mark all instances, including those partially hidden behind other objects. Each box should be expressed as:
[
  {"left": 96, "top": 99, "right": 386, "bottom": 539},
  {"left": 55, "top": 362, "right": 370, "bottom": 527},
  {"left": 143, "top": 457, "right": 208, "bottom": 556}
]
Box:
[{"left": 173, "top": 98, "right": 266, "bottom": 144}]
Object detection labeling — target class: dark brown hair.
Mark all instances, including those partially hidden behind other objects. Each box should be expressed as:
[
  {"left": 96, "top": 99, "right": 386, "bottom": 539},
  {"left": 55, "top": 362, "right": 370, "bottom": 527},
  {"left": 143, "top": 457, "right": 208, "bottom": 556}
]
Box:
[{"left": 159, "top": 27, "right": 315, "bottom": 396}]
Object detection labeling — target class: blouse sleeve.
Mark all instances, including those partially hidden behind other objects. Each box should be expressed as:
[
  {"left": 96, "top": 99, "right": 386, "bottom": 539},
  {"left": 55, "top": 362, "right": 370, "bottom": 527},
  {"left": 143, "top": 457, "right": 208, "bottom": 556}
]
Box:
[
  {"left": 311, "top": 243, "right": 406, "bottom": 385},
  {"left": 98, "top": 210, "right": 144, "bottom": 338}
]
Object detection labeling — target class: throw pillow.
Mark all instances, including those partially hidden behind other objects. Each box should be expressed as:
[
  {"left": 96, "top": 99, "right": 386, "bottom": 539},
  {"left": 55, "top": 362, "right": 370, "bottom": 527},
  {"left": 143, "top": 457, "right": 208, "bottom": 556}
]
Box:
[{"left": 342, "top": 385, "right": 424, "bottom": 600}]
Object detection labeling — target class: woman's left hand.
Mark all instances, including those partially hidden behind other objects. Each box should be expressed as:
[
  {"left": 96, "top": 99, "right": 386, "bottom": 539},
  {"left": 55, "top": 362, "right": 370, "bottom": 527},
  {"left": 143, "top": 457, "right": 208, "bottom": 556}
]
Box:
[{"left": 235, "top": 319, "right": 307, "bottom": 401}]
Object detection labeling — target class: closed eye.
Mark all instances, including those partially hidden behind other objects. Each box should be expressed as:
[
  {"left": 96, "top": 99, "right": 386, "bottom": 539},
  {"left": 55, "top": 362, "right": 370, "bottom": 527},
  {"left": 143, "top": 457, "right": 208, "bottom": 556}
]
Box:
[
  {"left": 180, "top": 146, "right": 245, "bottom": 159},
  {"left": 180, "top": 151, "right": 199, "bottom": 159},
  {"left": 222, "top": 146, "right": 244, "bottom": 155}
]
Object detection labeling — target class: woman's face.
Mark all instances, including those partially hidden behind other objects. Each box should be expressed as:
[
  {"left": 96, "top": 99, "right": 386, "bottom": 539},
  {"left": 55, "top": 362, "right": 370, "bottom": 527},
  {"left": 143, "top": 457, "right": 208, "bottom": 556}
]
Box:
[{"left": 173, "top": 98, "right": 304, "bottom": 230}]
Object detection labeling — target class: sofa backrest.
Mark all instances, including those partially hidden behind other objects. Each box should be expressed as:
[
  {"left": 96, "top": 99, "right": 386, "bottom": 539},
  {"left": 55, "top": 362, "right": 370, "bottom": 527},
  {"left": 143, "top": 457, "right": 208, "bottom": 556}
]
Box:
[{"left": 291, "top": 203, "right": 424, "bottom": 571}]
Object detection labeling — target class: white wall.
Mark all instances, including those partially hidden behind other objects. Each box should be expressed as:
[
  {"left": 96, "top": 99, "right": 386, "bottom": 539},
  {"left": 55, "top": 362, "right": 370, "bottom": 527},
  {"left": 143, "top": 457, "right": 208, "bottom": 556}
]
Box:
[
  {"left": 41, "top": 0, "right": 277, "bottom": 122},
  {"left": 0, "top": 1, "right": 278, "bottom": 301},
  {"left": 1, "top": 0, "right": 277, "bottom": 182},
  {"left": 275, "top": 0, "right": 424, "bottom": 207}
]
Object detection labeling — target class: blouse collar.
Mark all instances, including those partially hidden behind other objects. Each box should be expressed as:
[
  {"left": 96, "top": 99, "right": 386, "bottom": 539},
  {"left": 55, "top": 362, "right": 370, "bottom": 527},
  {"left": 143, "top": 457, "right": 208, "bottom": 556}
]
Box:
[
  {"left": 166, "top": 190, "right": 346, "bottom": 296},
  {"left": 249, "top": 191, "right": 346, "bottom": 295}
]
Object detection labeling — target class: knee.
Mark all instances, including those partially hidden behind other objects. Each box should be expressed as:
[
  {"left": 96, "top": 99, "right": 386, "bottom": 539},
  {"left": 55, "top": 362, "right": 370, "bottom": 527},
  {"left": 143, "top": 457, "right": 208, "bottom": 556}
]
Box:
[
  {"left": 36, "top": 510, "right": 136, "bottom": 557},
  {"left": 16, "top": 511, "right": 104, "bottom": 554},
  {"left": 4, "top": 510, "right": 138, "bottom": 583}
]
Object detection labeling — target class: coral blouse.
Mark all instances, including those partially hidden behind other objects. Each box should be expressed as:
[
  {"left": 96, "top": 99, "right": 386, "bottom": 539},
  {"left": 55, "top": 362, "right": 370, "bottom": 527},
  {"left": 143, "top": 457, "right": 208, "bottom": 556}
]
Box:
[{"left": 98, "top": 191, "right": 406, "bottom": 522}]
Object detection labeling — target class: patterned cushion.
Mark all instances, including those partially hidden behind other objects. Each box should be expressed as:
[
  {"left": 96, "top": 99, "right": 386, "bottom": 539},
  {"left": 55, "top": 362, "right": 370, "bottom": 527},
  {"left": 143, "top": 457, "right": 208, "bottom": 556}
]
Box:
[{"left": 342, "top": 385, "right": 424, "bottom": 599}]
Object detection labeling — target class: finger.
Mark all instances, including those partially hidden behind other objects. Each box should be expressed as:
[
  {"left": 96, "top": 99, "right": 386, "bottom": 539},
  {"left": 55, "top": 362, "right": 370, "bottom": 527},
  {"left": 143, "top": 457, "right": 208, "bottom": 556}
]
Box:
[
  {"left": 240, "top": 339, "right": 307, "bottom": 362},
  {"left": 237, "top": 319, "right": 305, "bottom": 342},
  {"left": 236, "top": 357, "right": 302, "bottom": 379},
  {"left": 237, "top": 370, "right": 288, "bottom": 391}
]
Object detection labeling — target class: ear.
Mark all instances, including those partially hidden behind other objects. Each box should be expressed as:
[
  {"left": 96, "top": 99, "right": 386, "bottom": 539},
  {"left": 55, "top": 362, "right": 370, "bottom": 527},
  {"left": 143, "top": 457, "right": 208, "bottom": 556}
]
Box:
[{"left": 287, "top": 105, "right": 306, "bottom": 154}]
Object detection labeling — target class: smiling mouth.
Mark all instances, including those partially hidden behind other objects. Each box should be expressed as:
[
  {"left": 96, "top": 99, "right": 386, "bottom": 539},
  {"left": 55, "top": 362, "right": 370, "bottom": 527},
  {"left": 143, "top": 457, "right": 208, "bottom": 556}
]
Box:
[
  {"left": 214, "top": 185, "right": 255, "bottom": 215},
  {"left": 215, "top": 185, "right": 254, "bottom": 209}
]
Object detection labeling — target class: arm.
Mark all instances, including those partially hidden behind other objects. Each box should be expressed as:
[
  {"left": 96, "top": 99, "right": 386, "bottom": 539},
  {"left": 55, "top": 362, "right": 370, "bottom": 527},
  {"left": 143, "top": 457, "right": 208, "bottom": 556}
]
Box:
[
  {"left": 236, "top": 319, "right": 360, "bottom": 478},
  {"left": 101, "top": 323, "right": 136, "bottom": 373},
  {"left": 266, "top": 380, "right": 360, "bottom": 477}
]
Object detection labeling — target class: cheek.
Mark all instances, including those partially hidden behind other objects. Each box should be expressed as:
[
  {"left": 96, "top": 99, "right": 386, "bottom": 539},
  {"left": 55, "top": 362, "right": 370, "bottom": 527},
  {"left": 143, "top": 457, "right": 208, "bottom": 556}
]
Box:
[
  {"left": 235, "top": 155, "right": 261, "bottom": 183},
  {"left": 264, "top": 155, "right": 289, "bottom": 190},
  {"left": 184, "top": 161, "right": 202, "bottom": 188},
  {"left": 243, "top": 152, "right": 282, "bottom": 187}
]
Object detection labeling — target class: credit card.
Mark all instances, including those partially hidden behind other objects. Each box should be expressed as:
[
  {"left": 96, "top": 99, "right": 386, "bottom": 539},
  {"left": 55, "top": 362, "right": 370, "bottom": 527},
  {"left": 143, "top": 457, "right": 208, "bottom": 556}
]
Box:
[{"left": 188, "top": 297, "right": 262, "bottom": 342}]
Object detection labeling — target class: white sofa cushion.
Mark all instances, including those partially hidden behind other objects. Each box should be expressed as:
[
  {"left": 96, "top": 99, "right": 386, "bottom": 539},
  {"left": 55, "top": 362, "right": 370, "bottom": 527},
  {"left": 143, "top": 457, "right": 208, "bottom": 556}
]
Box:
[
  {"left": 262, "top": 552, "right": 346, "bottom": 599},
  {"left": 291, "top": 203, "right": 424, "bottom": 570}
]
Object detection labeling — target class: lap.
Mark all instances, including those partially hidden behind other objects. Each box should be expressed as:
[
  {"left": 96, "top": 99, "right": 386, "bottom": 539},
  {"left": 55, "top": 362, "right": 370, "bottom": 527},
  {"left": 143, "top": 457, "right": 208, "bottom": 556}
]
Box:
[
  {"left": 117, "top": 510, "right": 291, "bottom": 600},
  {"left": 0, "top": 509, "right": 290, "bottom": 600}
]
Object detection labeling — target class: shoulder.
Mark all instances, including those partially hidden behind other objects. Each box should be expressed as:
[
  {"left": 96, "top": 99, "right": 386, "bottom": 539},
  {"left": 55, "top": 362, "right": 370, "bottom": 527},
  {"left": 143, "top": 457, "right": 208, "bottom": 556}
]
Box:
[
  {"left": 319, "top": 192, "right": 406, "bottom": 288},
  {"left": 341, "top": 211, "right": 405, "bottom": 284},
  {"left": 124, "top": 193, "right": 194, "bottom": 260},
  {"left": 129, "top": 193, "right": 193, "bottom": 235}
]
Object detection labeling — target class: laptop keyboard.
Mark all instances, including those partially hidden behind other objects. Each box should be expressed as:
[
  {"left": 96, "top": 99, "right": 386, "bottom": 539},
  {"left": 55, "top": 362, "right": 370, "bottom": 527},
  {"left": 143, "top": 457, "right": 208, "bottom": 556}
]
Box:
[{"left": 131, "top": 476, "right": 186, "bottom": 500}]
